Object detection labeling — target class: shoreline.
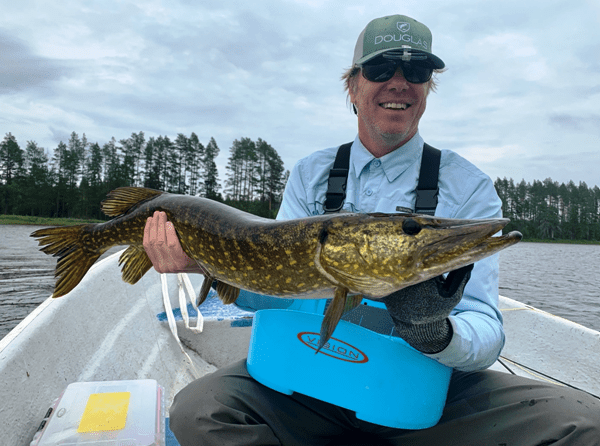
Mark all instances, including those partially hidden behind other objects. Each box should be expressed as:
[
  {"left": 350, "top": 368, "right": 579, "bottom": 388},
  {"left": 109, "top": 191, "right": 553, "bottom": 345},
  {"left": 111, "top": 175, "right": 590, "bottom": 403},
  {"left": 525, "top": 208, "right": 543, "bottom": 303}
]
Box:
[
  {"left": 0, "top": 214, "right": 106, "bottom": 226},
  {"left": 522, "top": 238, "right": 600, "bottom": 246}
]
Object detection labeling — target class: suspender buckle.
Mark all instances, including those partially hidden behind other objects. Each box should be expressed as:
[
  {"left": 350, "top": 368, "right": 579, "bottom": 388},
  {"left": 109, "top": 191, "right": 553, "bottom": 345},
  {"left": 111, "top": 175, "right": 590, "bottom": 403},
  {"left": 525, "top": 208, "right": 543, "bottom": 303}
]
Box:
[
  {"left": 327, "top": 169, "right": 348, "bottom": 194},
  {"left": 323, "top": 169, "right": 347, "bottom": 213},
  {"left": 323, "top": 143, "right": 353, "bottom": 214},
  {"left": 415, "top": 189, "right": 438, "bottom": 215}
]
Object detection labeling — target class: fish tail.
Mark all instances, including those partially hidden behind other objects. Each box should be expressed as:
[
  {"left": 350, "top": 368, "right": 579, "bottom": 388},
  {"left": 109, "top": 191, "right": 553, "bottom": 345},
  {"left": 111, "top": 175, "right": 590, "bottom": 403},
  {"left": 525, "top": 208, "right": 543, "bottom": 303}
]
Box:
[
  {"left": 31, "top": 225, "right": 106, "bottom": 297},
  {"left": 119, "top": 245, "right": 153, "bottom": 284},
  {"left": 101, "top": 186, "right": 164, "bottom": 217}
]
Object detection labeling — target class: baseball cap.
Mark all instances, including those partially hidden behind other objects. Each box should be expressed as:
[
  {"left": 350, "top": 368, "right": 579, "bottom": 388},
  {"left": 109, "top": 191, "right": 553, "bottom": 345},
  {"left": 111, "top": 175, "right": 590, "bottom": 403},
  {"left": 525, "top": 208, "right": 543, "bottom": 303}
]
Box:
[{"left": 353, "top": 15, "right": 445, "bottom": 69}]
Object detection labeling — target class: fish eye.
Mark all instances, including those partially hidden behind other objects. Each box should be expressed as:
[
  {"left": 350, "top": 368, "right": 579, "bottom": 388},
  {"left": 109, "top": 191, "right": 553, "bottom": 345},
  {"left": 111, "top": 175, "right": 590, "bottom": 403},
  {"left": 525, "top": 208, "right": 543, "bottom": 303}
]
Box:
[
  {"left": 319, "top": 228, "right": 329, "bottom": 244},
  {"left": 402, "top": 218, "right": 421, "bottom": 236}
]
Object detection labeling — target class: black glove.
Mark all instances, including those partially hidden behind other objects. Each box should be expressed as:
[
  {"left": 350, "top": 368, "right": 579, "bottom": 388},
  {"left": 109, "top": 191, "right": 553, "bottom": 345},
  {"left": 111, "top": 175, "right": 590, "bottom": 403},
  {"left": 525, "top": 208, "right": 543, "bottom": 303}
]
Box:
[{"left": 382, "top": 264, "right": 473, "bottom": 354}]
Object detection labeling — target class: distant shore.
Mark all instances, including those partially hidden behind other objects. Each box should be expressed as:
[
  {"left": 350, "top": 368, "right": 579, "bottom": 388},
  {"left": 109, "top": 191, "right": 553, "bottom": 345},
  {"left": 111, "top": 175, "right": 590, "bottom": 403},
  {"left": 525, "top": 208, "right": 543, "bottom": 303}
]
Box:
[
  {"left": 0, "top": 214, "right": 105, "bottom": 226},
  {"left": 523, "top": 238, "right": 600, "bottom": 245},
  {"left": 2, "top": 214, "right": 599, "bottom": 245}
]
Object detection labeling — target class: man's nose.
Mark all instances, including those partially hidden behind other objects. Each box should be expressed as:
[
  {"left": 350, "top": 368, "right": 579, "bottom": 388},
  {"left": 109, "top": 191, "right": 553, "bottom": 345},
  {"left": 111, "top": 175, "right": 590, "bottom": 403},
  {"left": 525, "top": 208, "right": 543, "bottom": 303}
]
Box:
[{"left": 387, "top": 67, "right": 410, "bottom": 88}]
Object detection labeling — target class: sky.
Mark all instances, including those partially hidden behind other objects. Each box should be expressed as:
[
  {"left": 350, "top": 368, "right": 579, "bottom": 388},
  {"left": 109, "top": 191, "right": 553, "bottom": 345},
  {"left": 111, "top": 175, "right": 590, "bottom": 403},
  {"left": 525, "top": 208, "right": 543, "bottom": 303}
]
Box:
[{"left": 1, "top": 0, "right": 600, "bottom": 189}]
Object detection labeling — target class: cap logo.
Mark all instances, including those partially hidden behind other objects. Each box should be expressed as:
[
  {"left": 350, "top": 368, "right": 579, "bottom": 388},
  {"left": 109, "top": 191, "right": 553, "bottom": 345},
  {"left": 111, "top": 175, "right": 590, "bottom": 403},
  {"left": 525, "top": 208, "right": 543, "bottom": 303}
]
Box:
[
  {"left": 373, "top": 33, "right": 429, "bottom": 50},
  {"left": 397, "top": 22, "right": 410, "bottom": 32}
]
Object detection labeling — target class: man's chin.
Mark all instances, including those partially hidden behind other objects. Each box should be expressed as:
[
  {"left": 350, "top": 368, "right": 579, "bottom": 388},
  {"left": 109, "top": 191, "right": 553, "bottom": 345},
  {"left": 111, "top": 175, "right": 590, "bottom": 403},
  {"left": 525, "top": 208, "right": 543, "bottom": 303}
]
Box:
[{"left": 378, "top": 130, "right": 415, "bottom": 148}]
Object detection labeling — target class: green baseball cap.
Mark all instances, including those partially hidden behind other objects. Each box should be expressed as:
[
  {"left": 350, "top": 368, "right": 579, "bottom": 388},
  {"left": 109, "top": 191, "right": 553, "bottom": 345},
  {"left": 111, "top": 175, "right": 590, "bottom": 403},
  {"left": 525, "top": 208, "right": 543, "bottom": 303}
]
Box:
[{"left": 353, "top": 15, "right": 445, "bottom": 69}]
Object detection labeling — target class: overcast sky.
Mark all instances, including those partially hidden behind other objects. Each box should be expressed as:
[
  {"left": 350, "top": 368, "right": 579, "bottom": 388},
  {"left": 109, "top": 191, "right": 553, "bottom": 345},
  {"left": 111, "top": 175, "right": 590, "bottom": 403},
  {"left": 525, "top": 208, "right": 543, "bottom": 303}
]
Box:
[{"left": 2, "top": 0, "right": 599, "bottom": 189}]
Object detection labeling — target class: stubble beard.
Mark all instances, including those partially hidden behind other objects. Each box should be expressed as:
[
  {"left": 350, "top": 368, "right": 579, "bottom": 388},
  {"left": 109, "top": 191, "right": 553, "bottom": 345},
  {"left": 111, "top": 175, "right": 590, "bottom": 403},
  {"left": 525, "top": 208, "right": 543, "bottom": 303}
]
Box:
[{"left": 371, "top": 121, "right": 416, "bottom": 154}]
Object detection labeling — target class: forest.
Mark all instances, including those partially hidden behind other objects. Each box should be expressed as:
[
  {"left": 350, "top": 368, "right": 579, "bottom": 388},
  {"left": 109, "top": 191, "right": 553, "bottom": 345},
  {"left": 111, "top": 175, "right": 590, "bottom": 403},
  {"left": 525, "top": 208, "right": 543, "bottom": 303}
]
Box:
[
  {"left": 1, "top": 131, "right": 599, "bottom": 242},
  {"left": 495, "top": 177, "right": 600, "bottom": 242},
  {"left": 0, "top": 132, "right": 288, "bottom": 220}
]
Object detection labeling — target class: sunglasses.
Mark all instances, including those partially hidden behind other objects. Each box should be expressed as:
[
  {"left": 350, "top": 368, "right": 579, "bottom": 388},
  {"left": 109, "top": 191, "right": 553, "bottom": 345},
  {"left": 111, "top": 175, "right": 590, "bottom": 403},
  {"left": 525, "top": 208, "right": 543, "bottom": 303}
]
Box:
[{"left": 360, "top": 52, "right": 434, "bottom": 84}]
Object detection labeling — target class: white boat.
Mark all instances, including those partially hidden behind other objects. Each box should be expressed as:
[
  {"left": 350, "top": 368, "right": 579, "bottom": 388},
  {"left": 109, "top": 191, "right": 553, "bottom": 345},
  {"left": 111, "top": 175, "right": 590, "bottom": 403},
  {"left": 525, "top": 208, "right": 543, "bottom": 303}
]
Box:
[{"left": 1, "top": 249, "right": 598, "bottom": 445}]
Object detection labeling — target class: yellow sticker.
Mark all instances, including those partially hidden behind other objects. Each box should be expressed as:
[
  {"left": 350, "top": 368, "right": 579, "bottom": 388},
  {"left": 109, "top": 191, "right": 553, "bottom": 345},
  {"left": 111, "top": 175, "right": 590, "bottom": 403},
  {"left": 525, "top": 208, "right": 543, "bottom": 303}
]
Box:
[{"left": 78, "top": 392, "right": 130, "bottom": 433}]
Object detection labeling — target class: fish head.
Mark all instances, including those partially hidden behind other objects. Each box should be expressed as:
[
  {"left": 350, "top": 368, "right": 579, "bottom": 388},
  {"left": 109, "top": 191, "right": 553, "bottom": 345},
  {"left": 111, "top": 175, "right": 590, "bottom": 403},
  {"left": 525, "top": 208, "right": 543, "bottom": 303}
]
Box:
[{"left": 317, "top": 213, "right": 522, "bottom": 297}]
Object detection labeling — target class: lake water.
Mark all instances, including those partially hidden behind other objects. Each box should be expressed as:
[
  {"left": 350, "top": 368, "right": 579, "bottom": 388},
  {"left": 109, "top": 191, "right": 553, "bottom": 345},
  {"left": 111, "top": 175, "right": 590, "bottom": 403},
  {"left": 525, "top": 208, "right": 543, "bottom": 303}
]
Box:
[
  {"left": 1, "top": 225, "right": 599, "bottom": 341},
  {"left": 0, "top": 225, "right": 123, "bottom": 340},
  {"left": 498, "top": 241, "right": 600, "bottom": 331}
]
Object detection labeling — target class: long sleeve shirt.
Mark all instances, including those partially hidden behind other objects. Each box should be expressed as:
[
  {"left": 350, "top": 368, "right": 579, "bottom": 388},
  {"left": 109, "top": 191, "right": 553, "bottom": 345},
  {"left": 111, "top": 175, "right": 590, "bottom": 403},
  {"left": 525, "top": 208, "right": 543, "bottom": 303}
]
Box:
[{"left": 276, "top": 133, "right": 505, "bottom": 371}]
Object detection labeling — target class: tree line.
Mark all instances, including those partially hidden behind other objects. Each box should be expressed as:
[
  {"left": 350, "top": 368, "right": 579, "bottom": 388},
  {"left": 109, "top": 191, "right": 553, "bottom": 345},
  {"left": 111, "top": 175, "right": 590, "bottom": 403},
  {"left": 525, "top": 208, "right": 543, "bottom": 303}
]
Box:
[
  {"left": 495, "top": 177, "right": 600, "bottom": 241},
  {"left": 0, "top": 131, "right": 289, "bottom": 220}
]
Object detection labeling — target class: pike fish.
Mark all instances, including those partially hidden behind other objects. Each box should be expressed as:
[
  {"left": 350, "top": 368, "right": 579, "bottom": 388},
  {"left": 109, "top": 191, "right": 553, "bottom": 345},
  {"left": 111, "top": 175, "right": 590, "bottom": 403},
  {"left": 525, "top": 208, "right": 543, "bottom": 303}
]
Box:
[{"left": 31, "top": 187, "right": 522, "bottom": 349}]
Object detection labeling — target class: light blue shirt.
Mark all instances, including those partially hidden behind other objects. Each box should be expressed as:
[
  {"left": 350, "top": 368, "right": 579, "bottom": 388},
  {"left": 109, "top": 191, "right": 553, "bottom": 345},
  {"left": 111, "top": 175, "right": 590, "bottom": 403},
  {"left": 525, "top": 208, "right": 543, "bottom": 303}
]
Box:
[{"left": 275, "top": 133, "right": 505, "bottom": 372}]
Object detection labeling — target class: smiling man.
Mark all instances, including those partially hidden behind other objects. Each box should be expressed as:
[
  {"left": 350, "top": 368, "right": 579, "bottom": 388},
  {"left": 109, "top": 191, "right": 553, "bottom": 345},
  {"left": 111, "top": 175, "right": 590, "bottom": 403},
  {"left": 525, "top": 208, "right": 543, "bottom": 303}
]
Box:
[
  {"left": 344, "top": 17, "right": 443, "bottom": 158},
  {"left": 148, "top": 14, "right": 600, "bottom": 446}
]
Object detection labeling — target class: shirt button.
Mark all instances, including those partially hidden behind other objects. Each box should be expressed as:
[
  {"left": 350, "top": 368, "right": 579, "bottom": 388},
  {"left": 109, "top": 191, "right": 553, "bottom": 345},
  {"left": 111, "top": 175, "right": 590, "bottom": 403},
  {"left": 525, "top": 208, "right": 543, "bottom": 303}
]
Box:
[
  {"left": 372, "top": 160, "right": 381, "bottom": 168},
  {"left": 366, "top": 189, "right": 373, "bottom": 196}
]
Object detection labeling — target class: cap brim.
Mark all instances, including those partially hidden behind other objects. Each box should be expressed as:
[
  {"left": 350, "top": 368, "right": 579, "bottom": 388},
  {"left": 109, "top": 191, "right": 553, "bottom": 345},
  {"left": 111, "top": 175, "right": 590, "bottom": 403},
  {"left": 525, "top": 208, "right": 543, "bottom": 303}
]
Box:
[{"left": 355, "top": 48, "right": 445, "bottom": 69}]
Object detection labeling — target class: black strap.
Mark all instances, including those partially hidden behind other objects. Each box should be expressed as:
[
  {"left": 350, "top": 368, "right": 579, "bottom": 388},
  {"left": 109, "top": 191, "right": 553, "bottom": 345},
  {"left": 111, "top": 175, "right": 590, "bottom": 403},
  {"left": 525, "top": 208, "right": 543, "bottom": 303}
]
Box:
[
  {"left": 324, "top": 142, "right": 441, "bottom": 215},
  {"left": 415, "top": 143, "right": 441, "bottom": 215},
  {"left": 323, "top": 142, "right": 353, "bottom": 213}
]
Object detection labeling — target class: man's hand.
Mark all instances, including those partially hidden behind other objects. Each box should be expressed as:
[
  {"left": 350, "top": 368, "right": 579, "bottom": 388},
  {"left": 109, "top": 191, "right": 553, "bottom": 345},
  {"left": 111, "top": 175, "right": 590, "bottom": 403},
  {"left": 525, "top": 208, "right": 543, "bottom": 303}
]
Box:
[
  {"left": 143, "top": 211, "right": 206, "bottom": 274},
  {"left": 382, "top": 264, "right": 473, "bottom": 353}
]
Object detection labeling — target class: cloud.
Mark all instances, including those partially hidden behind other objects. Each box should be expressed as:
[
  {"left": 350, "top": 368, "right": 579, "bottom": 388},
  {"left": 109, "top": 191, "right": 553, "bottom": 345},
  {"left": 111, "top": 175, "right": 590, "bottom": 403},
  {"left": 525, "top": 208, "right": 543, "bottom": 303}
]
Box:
[
  {"left": 549, "top": 113, "right": 600, "bottom": 132},
  {"left": 0, "top": 33, "right": 71, "bottom": 94}
]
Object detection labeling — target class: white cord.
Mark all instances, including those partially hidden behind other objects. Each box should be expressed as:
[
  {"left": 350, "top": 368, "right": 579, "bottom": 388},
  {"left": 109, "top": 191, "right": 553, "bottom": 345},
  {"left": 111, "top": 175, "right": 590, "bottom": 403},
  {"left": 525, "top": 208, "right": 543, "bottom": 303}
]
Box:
[{"left": 161, "top": 274, "right": 202, "bottom": 378}]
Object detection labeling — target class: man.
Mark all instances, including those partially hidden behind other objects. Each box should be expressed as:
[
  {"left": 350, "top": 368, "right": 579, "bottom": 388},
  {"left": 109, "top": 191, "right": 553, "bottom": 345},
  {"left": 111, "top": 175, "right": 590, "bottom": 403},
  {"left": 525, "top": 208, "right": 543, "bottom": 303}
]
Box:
[{"left": 145, "top": 15, "right": 599, "bottom": 446}]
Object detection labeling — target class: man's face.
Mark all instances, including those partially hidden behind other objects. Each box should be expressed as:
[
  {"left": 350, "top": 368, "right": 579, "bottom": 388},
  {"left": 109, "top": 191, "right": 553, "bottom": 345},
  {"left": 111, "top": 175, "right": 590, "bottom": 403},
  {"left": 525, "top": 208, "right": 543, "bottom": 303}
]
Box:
[{"left": 349, "top": 66, "right": 430, "bottom": 154}]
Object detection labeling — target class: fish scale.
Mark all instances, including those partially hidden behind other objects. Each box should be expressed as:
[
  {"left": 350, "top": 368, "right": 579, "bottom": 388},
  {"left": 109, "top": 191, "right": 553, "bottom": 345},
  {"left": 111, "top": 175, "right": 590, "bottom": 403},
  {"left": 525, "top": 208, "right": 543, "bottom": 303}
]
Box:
[{"left": 31, "top": 186, "right": 522, "bottom": 350}]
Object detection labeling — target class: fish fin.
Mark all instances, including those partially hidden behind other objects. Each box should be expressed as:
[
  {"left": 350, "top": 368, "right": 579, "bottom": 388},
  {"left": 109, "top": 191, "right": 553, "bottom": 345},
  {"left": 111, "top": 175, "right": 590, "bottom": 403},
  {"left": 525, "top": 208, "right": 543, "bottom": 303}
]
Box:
[
  {"left": 197, "top": 275, "right": 214, "bottom": 306},
  {"left": 344, "top": 294, "right": 363, "bottom": 313},
  {"left": 30, "top": 225, "right": 106, "bottom": 297},
  {"left": 100, "top": 187, "right": 164, "bottom": 217},
  {"left": 215, "top": 281, "right": 240, "bottom": 305},
  {"left": 317, "top": 287, "right": 350, "bottom": 352},
  {"left": 119, "top": 245, "right": 153, "bottom": 284}
]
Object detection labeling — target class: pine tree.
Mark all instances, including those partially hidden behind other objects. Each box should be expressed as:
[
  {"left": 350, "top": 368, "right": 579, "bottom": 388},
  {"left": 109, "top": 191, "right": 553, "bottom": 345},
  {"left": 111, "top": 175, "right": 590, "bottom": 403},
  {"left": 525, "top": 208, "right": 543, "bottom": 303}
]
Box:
[
  {"left": 175, "top": 133, "right": 190, "bottom": 194},
  {"left": 203, "top": 137, "right": 221, "bottom": 200},
  {"left": 0, "top": 133, "right": 24, "bottom": 185},
  {"left": 21, "top": 141, "right": 52, "bottom": 216},
  {"left": 0, "top": 133, "right": 25, "bottom": 214},
  {"left": 119, "top": 131, "right": 145, "bottom": 186},
  {"left": 187, "top": 132, "right": 204, "bottom": 196},
  {"left": 143, "top": 137, "right": 162, "bottom": 190}
]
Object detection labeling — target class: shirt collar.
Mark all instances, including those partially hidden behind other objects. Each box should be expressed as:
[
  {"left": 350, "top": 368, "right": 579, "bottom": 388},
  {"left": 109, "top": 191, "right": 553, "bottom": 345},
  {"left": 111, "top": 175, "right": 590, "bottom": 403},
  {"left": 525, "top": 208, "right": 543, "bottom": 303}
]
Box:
[{"left": 350, "top": 132, "right": 424, "bottom": 182}]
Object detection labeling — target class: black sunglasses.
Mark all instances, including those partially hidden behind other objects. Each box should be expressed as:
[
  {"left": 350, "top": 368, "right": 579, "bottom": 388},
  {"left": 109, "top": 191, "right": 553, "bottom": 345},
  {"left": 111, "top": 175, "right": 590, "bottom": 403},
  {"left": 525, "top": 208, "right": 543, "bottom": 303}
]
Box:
[{"left": 360, "top": 52, "right": 434, "bottom": 84}]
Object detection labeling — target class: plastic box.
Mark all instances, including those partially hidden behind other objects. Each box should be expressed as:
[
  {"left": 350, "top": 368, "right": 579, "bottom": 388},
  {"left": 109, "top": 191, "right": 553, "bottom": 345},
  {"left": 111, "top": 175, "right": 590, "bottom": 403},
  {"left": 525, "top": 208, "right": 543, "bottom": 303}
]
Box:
[
  {"left": 31, "top": 379, "right": 165, "bottom": 446},
  {"left": 247, "top": 309, "right": 452, "bottom": 429}
]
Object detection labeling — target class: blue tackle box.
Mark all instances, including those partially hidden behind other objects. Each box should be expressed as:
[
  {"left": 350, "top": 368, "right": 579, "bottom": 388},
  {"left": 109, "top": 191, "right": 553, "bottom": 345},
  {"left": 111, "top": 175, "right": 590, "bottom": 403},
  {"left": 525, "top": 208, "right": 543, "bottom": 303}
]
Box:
[{"left": 247, "top": 309, "right": 452, "bottom": 429}]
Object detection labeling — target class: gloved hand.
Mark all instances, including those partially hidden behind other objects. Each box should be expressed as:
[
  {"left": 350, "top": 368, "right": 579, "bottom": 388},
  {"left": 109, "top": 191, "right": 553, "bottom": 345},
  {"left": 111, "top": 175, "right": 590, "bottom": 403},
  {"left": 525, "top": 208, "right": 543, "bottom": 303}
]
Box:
[
  {"left": 382, "top": 264, "right": 473, "bottom": 354},
  {"left": 143, "top": 211, "right": 206, "bottom": 274}
]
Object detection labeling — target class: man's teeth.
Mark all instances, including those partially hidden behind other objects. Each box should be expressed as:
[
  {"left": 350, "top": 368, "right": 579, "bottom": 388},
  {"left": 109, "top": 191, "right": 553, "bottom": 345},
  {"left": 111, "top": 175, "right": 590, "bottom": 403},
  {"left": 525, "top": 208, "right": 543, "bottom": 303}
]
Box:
[{"left": 381, "top": 103, "right": 409, "bottom": 110}]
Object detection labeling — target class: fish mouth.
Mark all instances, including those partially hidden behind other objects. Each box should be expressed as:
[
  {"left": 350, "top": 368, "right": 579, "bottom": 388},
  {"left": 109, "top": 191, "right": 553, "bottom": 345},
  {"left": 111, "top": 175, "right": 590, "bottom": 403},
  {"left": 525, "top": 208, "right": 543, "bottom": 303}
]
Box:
[{"left": 401, "top": 215, "right": 523, "bottom": 283}]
